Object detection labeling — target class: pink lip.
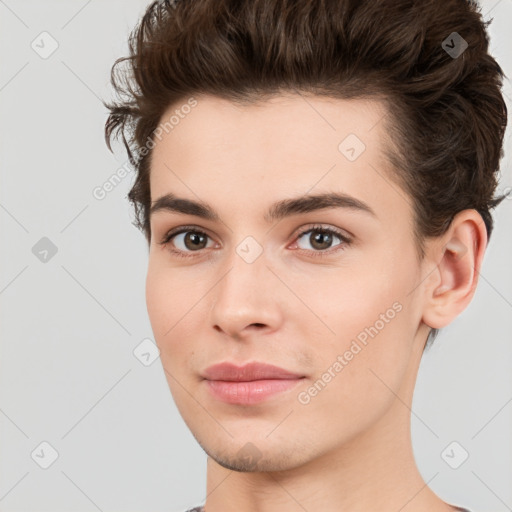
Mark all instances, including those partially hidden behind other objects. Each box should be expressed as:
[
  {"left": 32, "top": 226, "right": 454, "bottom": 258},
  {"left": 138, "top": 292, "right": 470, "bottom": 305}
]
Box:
[
  {"left": 202, "top": 362, "right": 305, "bottom": 405},
  {"left": 202, "top": 362, "right": 303, "bottom": 381}
]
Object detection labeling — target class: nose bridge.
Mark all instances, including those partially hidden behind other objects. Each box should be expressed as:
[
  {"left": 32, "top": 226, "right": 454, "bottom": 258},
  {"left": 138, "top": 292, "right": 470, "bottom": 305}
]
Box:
[
  {"left": 216, "top": 238, "right": 269, "bottom": 306},
  {"left": 210, "top": 237, "right": 281, "bottom": 334}
]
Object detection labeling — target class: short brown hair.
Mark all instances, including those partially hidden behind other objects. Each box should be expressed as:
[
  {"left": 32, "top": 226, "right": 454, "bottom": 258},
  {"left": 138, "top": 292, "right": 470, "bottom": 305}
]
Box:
[{"left": 104, "top": 0, "right": 508, "bottom": 348}]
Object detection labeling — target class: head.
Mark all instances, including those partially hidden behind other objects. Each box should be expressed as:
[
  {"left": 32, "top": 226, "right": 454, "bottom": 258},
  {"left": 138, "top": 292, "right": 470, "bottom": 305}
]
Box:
[{"left": 104, "top": 0, "right": 507, "bottom": 472}]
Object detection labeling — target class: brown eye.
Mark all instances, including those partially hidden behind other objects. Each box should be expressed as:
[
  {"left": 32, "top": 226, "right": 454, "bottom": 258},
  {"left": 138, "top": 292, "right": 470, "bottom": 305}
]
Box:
[
  {"left": 159, "top": 227, "right": 215, "bottom": 259},
  {"left": 304, "top": 230, "right": 335, "bottom": 250},
  {"left": 181, "top": 231, "right": 208, "bottom": 251},
  {"left": 296, "top": 227, "right": 344, "bottom": 251},
  {"left": 293, "top": 224, "right": 352, "bottom": 258}
]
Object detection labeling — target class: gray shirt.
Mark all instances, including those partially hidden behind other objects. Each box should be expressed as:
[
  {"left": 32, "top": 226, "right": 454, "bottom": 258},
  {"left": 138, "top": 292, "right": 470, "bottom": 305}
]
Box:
[{"left": 184, "top": 506, "right": 473, "bottom": 511}]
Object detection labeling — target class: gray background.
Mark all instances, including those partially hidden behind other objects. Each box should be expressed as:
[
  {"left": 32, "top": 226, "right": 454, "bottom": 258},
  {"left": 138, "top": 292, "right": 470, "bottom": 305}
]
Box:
[{"left": 0, "top": 1, "right": 511, "bottom": 511}]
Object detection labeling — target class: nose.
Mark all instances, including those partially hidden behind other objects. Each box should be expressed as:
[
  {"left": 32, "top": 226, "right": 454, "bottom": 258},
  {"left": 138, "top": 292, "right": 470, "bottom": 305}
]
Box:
[{"left": 209, "top": 250, "right": 284, "bottom": 341}]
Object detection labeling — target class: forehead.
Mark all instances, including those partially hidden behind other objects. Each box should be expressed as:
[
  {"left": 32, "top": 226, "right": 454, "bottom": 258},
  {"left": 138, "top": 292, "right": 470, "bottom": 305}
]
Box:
[
  {"left": 153, "top": 93, "right": 388, "bottom": 157},
  {"left": 149, "top": 93, "right": 412, "bottom": 226}
]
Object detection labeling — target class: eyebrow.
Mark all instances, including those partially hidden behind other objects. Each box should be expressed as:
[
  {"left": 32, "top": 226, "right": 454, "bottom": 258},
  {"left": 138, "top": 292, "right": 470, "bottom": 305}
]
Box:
[{"left": 149, "top": 191, "right": 377, "bottom": 223}]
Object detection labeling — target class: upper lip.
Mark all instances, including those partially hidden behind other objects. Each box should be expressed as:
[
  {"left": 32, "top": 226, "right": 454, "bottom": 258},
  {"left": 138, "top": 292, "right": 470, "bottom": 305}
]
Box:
[{"left": 202, "top": 362, "right": 304, "bottom": 381}]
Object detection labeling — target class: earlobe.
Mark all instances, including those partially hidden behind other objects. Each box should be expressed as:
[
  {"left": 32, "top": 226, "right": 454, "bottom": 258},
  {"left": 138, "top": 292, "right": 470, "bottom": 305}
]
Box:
[{"left": 421, "top": 210, "right": 487, "bottom": 330}]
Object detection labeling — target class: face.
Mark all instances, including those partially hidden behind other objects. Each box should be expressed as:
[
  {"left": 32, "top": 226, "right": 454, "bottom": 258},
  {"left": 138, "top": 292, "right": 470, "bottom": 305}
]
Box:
[{"left": 146, "top": 93, "right": 429, "bottom": 472}]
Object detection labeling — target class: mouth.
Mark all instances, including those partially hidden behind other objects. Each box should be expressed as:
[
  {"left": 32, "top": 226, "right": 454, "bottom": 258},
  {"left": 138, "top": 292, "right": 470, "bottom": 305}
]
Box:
[{"left": 201, "top": 361, "right": 305, "bottom": 405}]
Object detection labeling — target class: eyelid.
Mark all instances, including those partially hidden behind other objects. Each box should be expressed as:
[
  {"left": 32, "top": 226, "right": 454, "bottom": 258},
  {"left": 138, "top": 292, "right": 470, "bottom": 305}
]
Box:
[
  {"left": 291, "top": 223, "right": 352, "bottom": 243},
  {"left": 289, "top": 224, "right": 352, "bottom": 258},
  {"left": 158, "top": 224, "right": 216, "bottom": 245},
  {"left": 158, "top": 223, "right": 353, "bottom": 259},
  {"left": 159, "top": 223, "right": 352, "bottom": 243}
]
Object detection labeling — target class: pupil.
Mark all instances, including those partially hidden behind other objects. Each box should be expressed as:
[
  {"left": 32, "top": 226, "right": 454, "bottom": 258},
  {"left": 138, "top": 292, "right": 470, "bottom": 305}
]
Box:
[
  {"left": 313, "top": 231, "right": 331, "bottom": 249},
  {"left": 188, "top": 233, "right": 205, "bottom": 248}
]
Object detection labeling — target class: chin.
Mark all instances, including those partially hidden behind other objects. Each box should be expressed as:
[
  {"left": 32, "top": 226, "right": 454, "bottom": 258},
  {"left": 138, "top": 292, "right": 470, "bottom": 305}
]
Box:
[
  {"left": 195, "top": 431, "right": 313, "bottom": 473},
  {"left": 207, "top": 447, "right": 303, "bottom": 473}
]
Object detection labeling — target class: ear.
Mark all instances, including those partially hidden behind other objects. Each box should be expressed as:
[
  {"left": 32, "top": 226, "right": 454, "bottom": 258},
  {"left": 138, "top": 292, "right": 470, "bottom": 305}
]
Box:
[{"left": 421, "top": 209, "right": 488, "bottom": 330}]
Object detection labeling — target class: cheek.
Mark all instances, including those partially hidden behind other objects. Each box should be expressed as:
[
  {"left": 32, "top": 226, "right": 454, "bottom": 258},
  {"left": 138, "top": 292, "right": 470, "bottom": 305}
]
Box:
[
  {"left": 145, "top": 264, "right": 189, "bottom": 351},
  {"left": 146, "top": 256, "right": 196, "bottom": 330},
  {"left": 296, "top": 256, "right": 408, "bottom": 338},
  {"left": 294, "top": 277, "right": 414, "bottom": 439},
  {"left": 304, "top": 256, "right": 416, "bottom": 388},
  {"left": 145, "top": 262, "right": 212, "bottom": 374},
  {"left": 145, "top": 267, "right": 199, "bottom": 406},
  {"left": 145, "top": 265, "right": 171, "bottom": 338}
]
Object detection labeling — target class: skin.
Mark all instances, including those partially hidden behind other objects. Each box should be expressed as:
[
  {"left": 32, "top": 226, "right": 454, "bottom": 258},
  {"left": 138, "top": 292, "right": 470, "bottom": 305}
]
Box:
[{"left": 146, "top": 93, "right": 487, "bottom": 512}]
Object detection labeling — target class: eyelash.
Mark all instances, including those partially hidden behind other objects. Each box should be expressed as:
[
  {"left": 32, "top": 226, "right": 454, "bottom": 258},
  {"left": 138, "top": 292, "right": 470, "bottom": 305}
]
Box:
[{"left": 158, "top": 224, "right": 352, "bottom": 260}]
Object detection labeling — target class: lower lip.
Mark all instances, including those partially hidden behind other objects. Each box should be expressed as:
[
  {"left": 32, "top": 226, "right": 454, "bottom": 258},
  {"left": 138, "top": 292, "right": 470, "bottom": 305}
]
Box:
[{"left": 205, "top": 378, "right": 303, "bottom": 405}]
